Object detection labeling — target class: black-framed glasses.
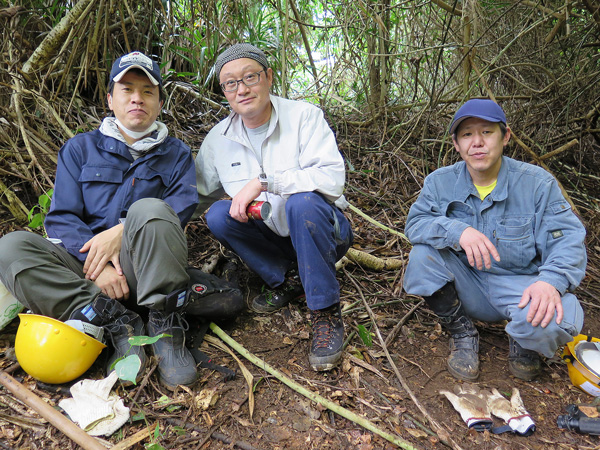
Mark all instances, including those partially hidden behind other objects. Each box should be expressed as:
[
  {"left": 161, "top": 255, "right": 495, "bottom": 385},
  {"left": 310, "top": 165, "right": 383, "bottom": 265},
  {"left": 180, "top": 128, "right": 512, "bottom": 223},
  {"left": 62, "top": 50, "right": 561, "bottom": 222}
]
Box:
[{"left": 220, "top": 70, "right": 265, "bottom": 92}]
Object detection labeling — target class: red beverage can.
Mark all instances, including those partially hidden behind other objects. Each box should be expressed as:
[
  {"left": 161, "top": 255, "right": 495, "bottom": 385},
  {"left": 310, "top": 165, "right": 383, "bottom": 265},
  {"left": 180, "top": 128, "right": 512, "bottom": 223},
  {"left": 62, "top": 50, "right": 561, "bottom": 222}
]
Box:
[{"left": 246, "top": 201, "right": 272, "bottom": 220}]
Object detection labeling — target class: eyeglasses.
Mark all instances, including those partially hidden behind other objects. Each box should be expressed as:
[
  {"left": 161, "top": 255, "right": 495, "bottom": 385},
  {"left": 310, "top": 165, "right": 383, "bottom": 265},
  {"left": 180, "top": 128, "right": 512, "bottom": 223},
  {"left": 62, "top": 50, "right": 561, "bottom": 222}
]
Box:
[{"left": 220, "top": 70, "right": 265, "bottom": 92}]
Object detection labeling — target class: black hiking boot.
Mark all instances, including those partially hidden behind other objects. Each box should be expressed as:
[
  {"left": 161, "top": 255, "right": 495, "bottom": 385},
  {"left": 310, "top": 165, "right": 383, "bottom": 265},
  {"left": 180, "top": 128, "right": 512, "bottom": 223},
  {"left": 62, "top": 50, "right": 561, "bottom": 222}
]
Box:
[
  {"left": 147, "top": 309, "right": 197, "bottom": 389},
  {"left": 440, "top": 309, "right": 480, "bottom": 381},
  {"left": 309, "top": 303, "right": 345, "bottom": 371},
  {"left": 422, "top": 284, "right": 479, "bottom": 380},
  {"left": 508, "top": 336, "right": 542, "bottom": 381},
  {"left": 70, "top": 294, "right": 147, "bottom": 380},
  {"left": 250, "top": 270, "right": 305, "bottom": 314}
]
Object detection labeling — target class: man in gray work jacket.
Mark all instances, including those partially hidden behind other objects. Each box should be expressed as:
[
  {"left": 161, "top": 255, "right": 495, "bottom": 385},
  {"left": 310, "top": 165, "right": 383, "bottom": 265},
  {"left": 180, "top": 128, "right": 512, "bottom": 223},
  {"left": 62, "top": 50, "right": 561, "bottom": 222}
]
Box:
[{"left": 403, "top": 99, "right": 587, "bottom": 381}]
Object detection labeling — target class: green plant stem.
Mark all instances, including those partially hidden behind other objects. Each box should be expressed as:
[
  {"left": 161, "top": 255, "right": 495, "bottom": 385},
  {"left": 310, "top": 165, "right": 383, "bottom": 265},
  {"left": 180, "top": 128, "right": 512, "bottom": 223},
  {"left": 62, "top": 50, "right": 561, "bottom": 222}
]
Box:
[
  {"left": 347, "top": 203, "right": 409, "bottom": 242},
  {"left": 209, "top": 322, "right": 421, "bottom": 450}
]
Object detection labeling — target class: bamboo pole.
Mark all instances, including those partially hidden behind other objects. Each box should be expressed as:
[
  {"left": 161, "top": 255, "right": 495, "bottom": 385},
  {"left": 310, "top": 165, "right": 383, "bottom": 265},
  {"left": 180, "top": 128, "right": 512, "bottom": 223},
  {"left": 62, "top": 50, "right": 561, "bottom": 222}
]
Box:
[
  {"left": 209, "top": 323, "right": 421, "bottom": 450},
  {"left": 348, "top": 203, "right": 409, "bottom": 242},
  {"left": 0, "top": 371, "right": 108, "bottom": 450}
]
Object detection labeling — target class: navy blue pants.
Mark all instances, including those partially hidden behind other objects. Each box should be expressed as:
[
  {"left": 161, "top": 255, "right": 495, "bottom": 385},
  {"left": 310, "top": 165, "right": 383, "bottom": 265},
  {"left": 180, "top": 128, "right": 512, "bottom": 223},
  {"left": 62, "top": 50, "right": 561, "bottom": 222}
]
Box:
[{"left": 206, "top": 192, "right": 353, "bottom": 311}]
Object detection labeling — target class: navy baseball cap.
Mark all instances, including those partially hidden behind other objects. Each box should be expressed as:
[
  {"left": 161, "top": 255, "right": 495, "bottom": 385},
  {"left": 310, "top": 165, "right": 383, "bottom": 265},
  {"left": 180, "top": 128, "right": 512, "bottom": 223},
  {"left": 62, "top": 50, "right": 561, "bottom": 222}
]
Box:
[
  {"left": 110, "top": 51, "right": 162, "bottom": 87},
  {"left": 450, "top": 99, "right": 506, "bottom": 134}
]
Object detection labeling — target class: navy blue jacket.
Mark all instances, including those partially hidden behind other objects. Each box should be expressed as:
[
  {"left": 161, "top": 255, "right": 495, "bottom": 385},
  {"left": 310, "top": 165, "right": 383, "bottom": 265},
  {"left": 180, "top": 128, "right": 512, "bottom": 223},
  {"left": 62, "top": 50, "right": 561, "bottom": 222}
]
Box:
[{"left": 45, "top": 129, "right": 198, "bottom": 262}]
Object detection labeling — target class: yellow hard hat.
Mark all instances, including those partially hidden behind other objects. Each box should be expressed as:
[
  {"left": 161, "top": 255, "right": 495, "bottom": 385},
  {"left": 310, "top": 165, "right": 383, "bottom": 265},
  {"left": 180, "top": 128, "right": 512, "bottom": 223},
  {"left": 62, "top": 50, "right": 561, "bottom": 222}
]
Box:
[
  {"left": 562, "top": 334, "right": 600, "bottom": 397},
  {"left": 15, "top": 314, "right": 106, "bottom": 384}
]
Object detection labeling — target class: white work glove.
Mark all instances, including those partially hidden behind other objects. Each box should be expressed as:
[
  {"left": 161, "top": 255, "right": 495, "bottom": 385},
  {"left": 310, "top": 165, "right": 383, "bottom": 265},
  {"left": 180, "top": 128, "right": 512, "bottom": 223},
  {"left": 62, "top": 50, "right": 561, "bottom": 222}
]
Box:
[
  {"left": 59, "top": 371, "right": 130, "bottom": 436},
  {"left": 440, "top": 384, "right": 493, "bottom": 431},
  {"left": 486, "top": 388, "right": 535, "bottom": 436}
]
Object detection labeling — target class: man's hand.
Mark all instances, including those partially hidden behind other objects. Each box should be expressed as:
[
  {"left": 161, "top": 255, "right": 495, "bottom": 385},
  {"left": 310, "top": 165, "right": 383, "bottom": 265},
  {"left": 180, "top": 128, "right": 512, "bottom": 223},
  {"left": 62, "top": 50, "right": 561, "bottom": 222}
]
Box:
[
  {"left": 80, "top": 223, "right": 124, "bottom": 281},
  {"left": 229, "top": 178, "right": 262, "bottom": 223},
  {"left": 459, "top": 227, "right": 501, "bottom": 270},
  {"left": 518, "top": 280, "right": 563, "bottom": 327},
  {"left": 94, "top": 264, "right": 129, "bottom": 300}
]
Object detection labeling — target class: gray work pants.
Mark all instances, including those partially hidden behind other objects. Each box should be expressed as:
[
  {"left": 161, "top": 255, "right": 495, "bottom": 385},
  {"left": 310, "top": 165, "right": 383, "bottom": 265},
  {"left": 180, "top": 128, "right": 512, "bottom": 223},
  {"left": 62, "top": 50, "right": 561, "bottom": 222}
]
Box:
[
  {"left": 404, "top": 243, "right": 584, "bottom": 358},
  {"left": 0, "top": 198, "right": 189, "bottom": 320}
]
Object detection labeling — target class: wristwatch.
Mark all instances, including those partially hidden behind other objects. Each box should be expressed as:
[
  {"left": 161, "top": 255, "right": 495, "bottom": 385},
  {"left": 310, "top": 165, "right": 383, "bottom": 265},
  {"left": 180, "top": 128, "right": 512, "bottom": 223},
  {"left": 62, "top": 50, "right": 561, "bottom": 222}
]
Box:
[{"left": 259, "top": 172, "right": 268, "bottom": 192}]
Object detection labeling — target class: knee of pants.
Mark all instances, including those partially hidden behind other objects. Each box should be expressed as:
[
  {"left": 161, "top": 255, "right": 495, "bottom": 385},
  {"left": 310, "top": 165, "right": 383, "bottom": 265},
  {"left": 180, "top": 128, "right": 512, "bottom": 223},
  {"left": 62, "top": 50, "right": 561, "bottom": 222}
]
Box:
[
  {"left": 127, "top": 198, "right": 178, "bottom": 225},
  {"left": 285, "top": 192, "right": 328, "bottom": 221},
  {"left": 506, "top": 296, "right": 584, "bottom": 358},
  {"left": 404, "top": 244, "right": 451, "bottom": 296},
  {"left": 0, "top": 231, "right": 27, "bottom": 283},
  {"left": 205, "top": 200, "right": 233, "bottom": 238},
  {"left": 0, "top": 231, "right": 33, "bottom": 256},
  {"left": 406, "top": 244, "right": 439, "bottom": 270},
  {"left": 0, "top": 231, "right": 44, "bottom": 273}
]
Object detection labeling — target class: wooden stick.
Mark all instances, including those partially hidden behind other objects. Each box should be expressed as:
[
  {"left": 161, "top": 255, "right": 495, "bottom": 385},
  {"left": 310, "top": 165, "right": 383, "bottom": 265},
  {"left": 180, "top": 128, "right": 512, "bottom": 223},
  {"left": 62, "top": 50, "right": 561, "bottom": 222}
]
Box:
[
  {"left": 208, "top": 323, "right": 421, "bottom": 450},
  {"left": 348, "top": 203, "right": 409, "bottom": 242},
  {"left": 110, "top": 424, "right": 156, "bottom": 450},
  {"left": 0, "top": 371, "right": 108, "bottom": 450},
  {"left": 385, "top": 299, "right": 424, "bottom": 346},
  {"left": 539, "top": 138, "right": 579, "bottom": 161}
]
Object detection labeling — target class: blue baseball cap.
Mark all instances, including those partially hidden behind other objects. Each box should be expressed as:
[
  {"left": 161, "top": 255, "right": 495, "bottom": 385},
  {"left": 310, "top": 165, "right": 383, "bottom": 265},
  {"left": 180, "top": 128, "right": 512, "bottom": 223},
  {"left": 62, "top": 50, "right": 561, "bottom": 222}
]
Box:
[
  {"left": 450, "top": 99, "right": 506, "bottom": 134},
  {"left": 110, "top": 51, "right": 162, "bottom": 87}
]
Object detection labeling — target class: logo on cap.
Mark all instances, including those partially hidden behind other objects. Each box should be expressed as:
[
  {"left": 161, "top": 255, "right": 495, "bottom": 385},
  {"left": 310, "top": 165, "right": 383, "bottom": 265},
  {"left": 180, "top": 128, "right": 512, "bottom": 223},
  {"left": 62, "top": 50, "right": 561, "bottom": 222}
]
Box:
[{"left": 119, "top": 52, "right": 153, "bottom": 70}]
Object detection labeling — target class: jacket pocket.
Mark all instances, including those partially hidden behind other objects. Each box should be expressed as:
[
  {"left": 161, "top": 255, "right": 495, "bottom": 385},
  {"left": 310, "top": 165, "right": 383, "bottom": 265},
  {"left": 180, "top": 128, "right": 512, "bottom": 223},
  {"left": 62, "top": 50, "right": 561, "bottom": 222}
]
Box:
[
  {"left": 79, "top": 165, "right": 123, "bottom": 218},
  {"left": 79, "top": 165, "right": 123, "bottom": 184},
  {"left": 445, "top": 201, "right": 475, "bottom": 227},
  {"left": 494, "top": 217, "right": 536, "bottom": 269},
  {"left": 131, "top": 165, "right": 168, "bottom": 201}
]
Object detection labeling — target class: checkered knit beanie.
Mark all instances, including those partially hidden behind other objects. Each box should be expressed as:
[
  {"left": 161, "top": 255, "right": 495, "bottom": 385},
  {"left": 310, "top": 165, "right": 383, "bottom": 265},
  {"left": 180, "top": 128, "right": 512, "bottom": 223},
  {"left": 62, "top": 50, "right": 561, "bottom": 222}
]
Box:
[{"left": 214, "top": 43, "right": 269, "bottom": 79}]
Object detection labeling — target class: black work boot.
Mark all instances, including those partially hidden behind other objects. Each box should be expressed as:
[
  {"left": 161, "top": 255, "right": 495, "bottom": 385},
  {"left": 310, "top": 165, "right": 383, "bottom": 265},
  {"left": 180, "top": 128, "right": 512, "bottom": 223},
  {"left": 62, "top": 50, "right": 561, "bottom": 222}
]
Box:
[
  {"left": 251, "top": 269, "right": 305, "bottom": 314},
  {"left": 440, "top": 305, "right": 480, "bottom": 381},
  {"left": 147, "top": 309, "right": 197, "bottom": 389},
  {"left": 308, "top": 303, "right": 344, "bottom": 371},
  {"left": 508, "top": 336, "right": 542, "bottom": 380},
  {"left": 423, "top": 284, "right": 479, "bottom": 381},
  {"left": 70, "top": 294, "right": 147, "bottom": 378}
]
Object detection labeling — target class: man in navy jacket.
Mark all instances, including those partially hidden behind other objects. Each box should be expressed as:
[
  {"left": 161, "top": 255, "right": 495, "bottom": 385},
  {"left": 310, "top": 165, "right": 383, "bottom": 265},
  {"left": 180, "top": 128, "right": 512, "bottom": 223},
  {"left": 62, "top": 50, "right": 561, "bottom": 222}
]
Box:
[{"left": 0, "top": 52, "right": 199, "bottom": 389}]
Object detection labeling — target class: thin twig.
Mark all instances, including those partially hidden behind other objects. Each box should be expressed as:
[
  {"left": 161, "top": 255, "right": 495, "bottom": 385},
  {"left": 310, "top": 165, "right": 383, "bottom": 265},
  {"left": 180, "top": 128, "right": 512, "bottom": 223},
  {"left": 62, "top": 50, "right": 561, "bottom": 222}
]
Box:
[
  {"left": 343, "top": 268, "right": 465, "bottom": 450},
  {"left": 385, "top": 299, "right": 424, "bottom": 346}
]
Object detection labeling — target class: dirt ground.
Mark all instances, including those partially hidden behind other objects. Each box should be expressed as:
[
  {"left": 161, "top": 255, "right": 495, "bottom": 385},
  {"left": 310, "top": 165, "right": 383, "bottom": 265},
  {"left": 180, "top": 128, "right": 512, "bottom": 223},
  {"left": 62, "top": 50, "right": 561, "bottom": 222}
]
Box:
[{"left": 1, "top": 214, "right": 600, "bottom": 450}]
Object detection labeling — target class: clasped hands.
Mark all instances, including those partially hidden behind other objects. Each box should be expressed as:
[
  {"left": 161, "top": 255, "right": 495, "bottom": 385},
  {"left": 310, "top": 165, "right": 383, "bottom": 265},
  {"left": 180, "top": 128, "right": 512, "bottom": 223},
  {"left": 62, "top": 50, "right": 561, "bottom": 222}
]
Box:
[
  {"left": 459, "top": 226, "right": 562, "bottom": 328},
  {"left": 79, "top": 223, "right": 129, "bottom": 300}
]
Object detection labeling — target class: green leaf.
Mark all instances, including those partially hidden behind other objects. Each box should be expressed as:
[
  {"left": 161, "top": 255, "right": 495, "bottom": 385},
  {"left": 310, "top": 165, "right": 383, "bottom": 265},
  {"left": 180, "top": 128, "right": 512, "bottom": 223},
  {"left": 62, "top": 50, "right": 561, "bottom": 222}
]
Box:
[
  {"left": 28, "top": 213, "right": 44, "bottom": 229},
  {"left": 114, "top": 354, "right": 142, "bottom": 385},
  {"left": 145, "top": 443, "right": 165, "bottom": 450},
  {"left": 166, "top": 404, "right": 182, "bottom": 413},
  {"left": 39, "top": 193, "right": 52, "bottom": 211},
  {"left": 252, "top": 376, "right": 264, "bottom": 392},
  {"left": 129, "top": 333, "right": 171, "bottom": 346},
  {"left": 131, "top": 411, "right": 146, "bottom": 422},
  {"left": 152, "top": 422, "right": 161, "bottom": 440},
  {"left": 154, "top": 395, "right": 171, "bottom": 406},
  {"left": 357, "top": 324, "right": 373, "bottom": 347},
  {"left": 172, "top": 426, "right": 187, "bottom": 436}
]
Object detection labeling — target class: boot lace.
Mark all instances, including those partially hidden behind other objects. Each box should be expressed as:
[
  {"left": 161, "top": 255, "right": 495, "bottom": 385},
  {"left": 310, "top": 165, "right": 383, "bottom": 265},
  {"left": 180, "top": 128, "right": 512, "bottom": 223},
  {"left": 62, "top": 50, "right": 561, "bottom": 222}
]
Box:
[
  {"left": 311, "top": 311, "right": 336, "bottom": 349},
  {"left": 151, "top": 310, "right": 190, "bottom": 346}
]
